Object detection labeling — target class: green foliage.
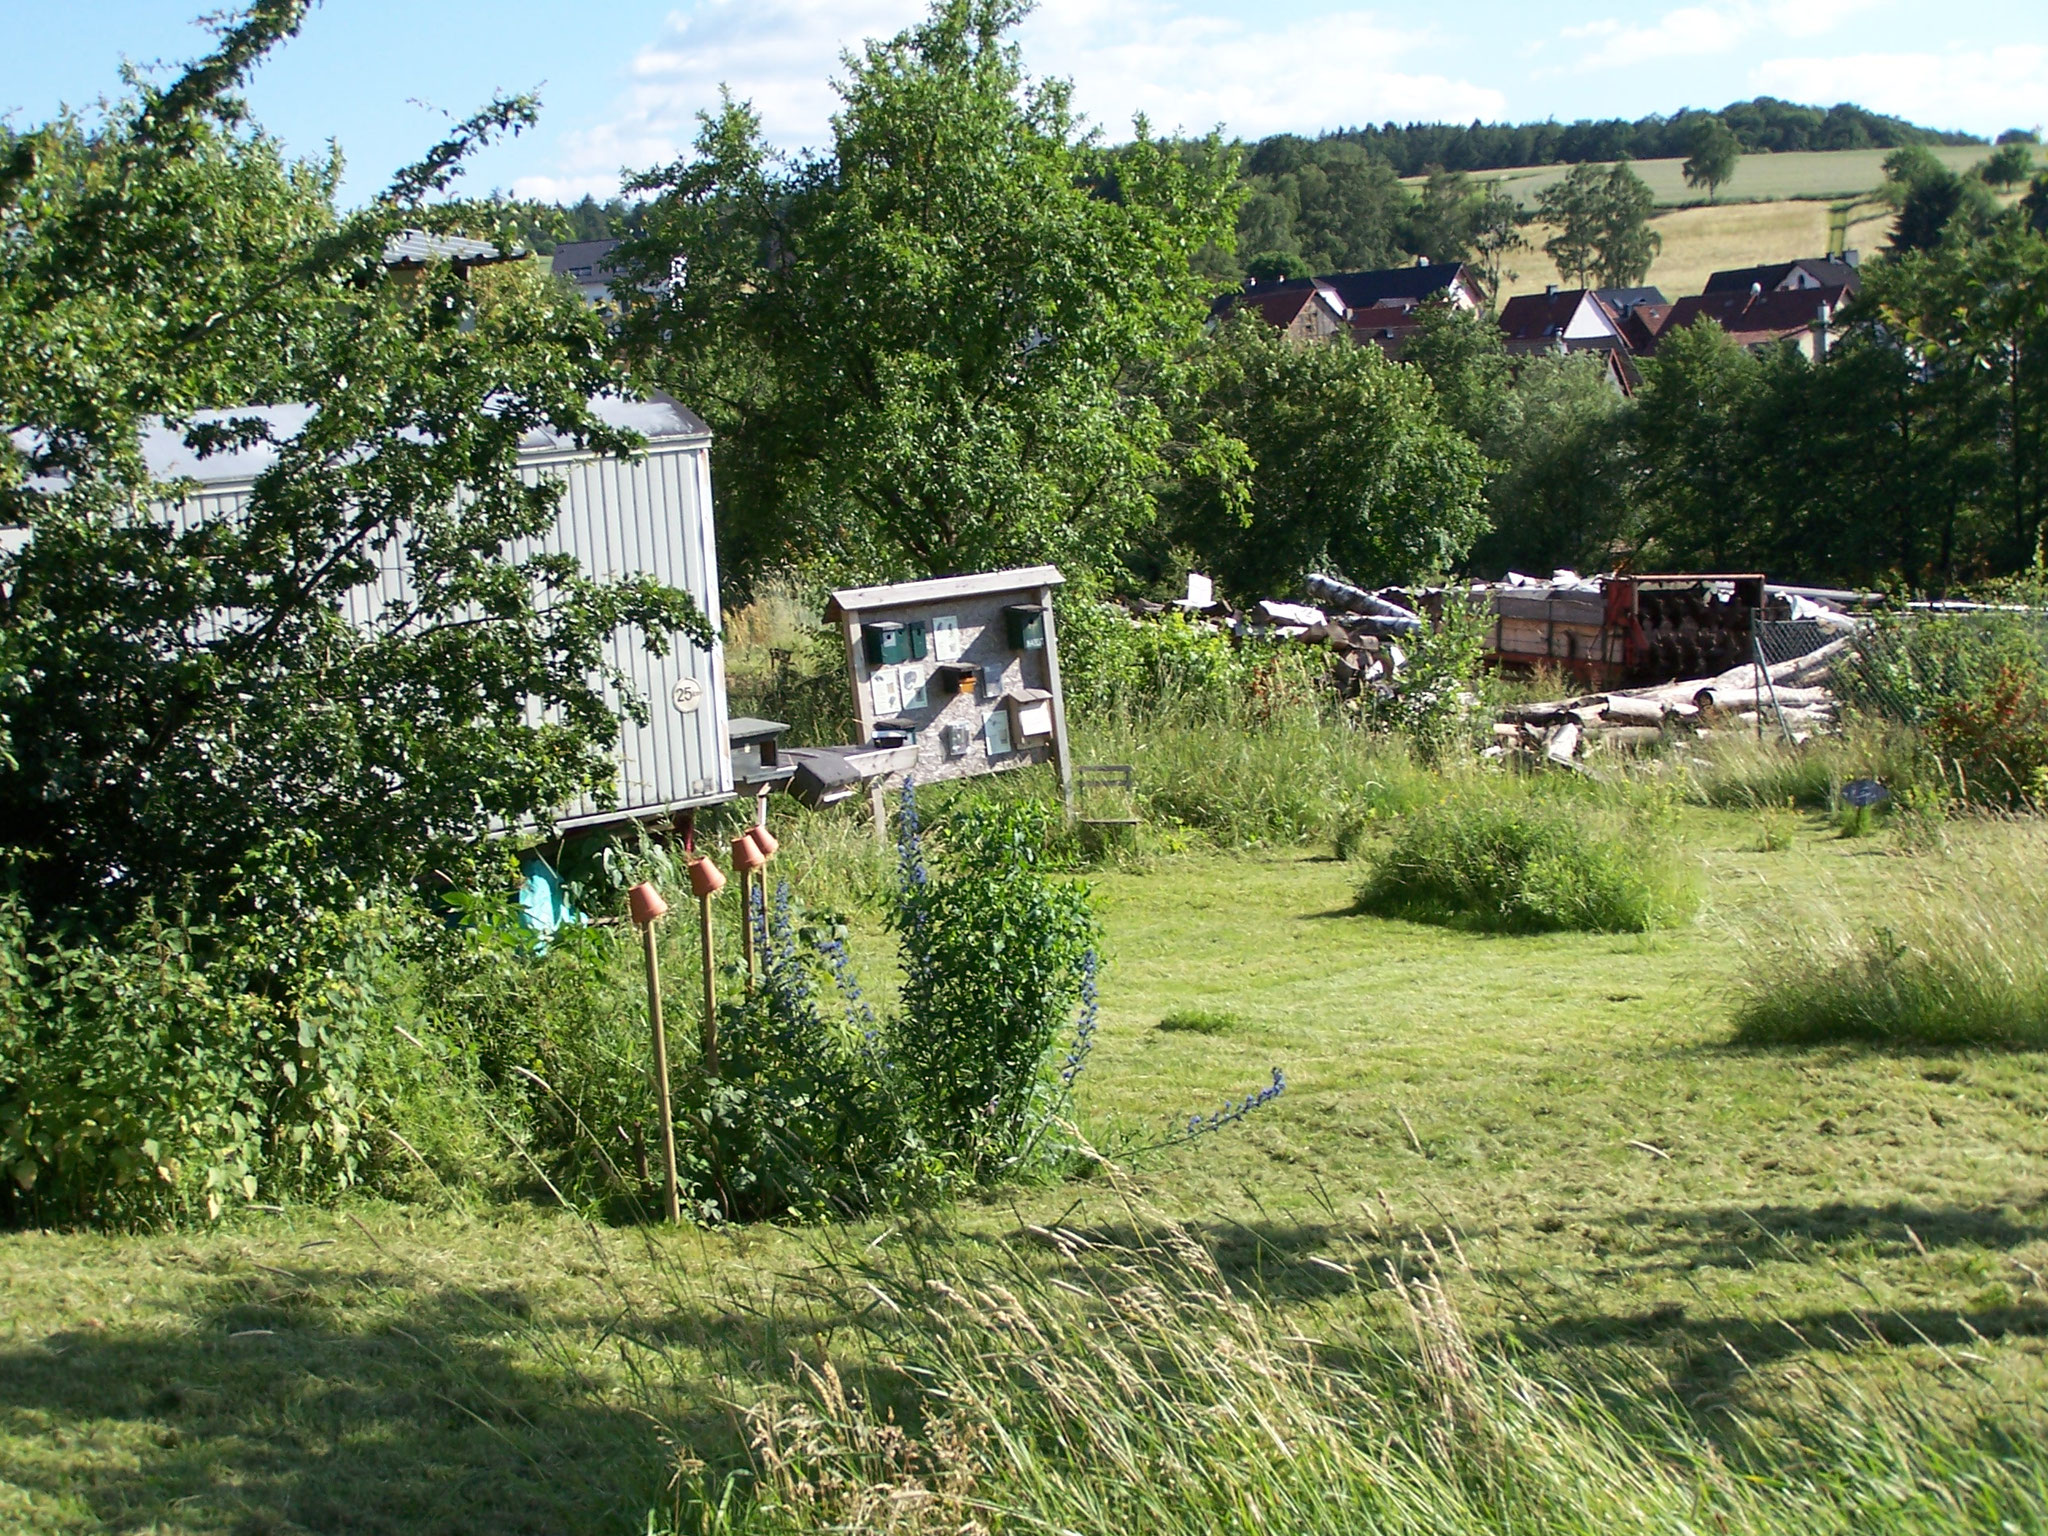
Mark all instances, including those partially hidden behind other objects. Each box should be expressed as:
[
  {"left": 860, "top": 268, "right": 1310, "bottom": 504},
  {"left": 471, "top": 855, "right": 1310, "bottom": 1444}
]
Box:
[
  {"left": 1536, "top": 160, "right": 1660, "bottom": 288},
  {"left": 0, "top": 899, "right": 428, "bottom": 1226},
  {"left": 1983, "top": 142, "right": 2036, "bottom": 190},
  {"left": 893, "top": 794, "right": 1099, "bottom": 1175},
  {"left": 1233, "top": 135, "right": 1409, "bottom": 276},
  {"left": 1408, "top": 303, "right": 1635, "bottom": 576},
  {"left": 1165, "top": 315, "right": 1487, "bottom": 600},
  {"left": 1735, "top": 828, "right": 2048, "bottom": 1049},
  {"left": 618, "top": 0, "right": 1243, "bottom": 593},
  {"left": 1356, "top": 781, "right": 1695, "bottom": 933},
  {"left": 0, "top": 6, "right": 707, "bottom": 926},
  {"left": 672, "top": 887, "right": 945, "bottom": 1223},
  {"left": 1358, "top": 596, "right": 1492, "bottom": 761},
  {"left": 1329, "top": 98, "right": 1981, "bottom": 177},
  {"left": 1681, "top": 115, "right": 1742, "bottom": 200}
]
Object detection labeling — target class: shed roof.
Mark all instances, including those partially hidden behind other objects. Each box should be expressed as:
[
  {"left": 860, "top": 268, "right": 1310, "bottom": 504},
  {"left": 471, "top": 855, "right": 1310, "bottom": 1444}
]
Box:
[
  {"left": 135, "top": 393, "right": 709, "bottom": 489},
  {"left": 381, "top": 229, "right": 518, "bottom": 268},
  {"left": 826, "top": 565, "right": 1065, "bottom": 619}
]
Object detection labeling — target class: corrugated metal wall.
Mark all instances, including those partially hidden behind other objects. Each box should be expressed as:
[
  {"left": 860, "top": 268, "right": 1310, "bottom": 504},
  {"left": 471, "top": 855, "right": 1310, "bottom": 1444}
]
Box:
[{"left": 160, "top": 436, "right": 732, "bottom": 831}]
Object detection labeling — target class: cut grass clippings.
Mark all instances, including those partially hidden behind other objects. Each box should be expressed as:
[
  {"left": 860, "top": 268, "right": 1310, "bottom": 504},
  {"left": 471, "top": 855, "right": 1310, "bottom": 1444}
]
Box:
[{"left": 1157, "top": 1008, "right": 1242, "bottom": 1035}]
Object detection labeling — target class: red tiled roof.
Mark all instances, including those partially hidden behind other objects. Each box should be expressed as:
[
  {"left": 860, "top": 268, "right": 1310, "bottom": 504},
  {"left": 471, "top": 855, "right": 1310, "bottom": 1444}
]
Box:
[
  {"left": 1657, "top": 283, "right": 1851, "bottom": 346},
  {"left": 1497, "top": 289, "right": 1596, "bottom": 342}
]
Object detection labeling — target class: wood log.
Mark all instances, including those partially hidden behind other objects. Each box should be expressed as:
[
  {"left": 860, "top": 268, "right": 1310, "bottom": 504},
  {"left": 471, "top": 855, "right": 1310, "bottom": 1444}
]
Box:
[{"left": 1600, "top": 695, "right": 1667, "bottom": 724}]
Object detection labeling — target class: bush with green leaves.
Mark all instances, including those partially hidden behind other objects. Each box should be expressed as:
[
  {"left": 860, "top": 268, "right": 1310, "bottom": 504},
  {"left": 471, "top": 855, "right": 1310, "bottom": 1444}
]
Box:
[
  {"left": 1356, "top": 781, "right": 1695, "bottom": 933},
  {"left": 893, "top": 791, "right": 1100, "bottom": 1177},
  {"left": 0, "top": 899, "right": 433, "bottom": 1226}
]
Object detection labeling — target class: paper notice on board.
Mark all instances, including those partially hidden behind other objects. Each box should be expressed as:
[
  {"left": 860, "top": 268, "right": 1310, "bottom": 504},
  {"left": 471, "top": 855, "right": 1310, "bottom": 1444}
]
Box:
[
  {"left": 898, "top": 664, "right": 928, "bottom": 711},
  {"left": 984, "top": 707, "right": 1013, "bottom": 757},
  {"left": 870, "top": 669, "right": 902, "bottom": 717},
  {"left": 1016, "top": 701, "right": 1053, "bottom": 738},
  {"left": 931, "top": 614, "right": 962, "bottom": 662}
]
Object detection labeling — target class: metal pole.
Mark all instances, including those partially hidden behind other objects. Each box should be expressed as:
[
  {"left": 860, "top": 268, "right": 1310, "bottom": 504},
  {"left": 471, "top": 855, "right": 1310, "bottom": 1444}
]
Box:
[
  {"left": 640, "top": 919, "right": 681, "bottom": 1225},
  {"left": 698, "top": 893, "right": 719, "bottom": 1076}
]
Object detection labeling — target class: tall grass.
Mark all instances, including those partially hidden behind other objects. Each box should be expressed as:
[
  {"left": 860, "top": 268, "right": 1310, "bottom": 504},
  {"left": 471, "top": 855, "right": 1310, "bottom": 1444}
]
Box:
[
  {"left": 1076, "top": 712, "right": 1437, "bottom": 849},
  {"left": 1684, "top": 726, "right": 1930, "bottom": 811},
  {"left": 654, "top": 1185, "right": 2048, "bottom": 1535},
  {"left": 1734, "top": 822, "right": 2048, "bottom": 1049},
  {"left": 1356, "top": 779, "right": 1698, "bottom": 933}
]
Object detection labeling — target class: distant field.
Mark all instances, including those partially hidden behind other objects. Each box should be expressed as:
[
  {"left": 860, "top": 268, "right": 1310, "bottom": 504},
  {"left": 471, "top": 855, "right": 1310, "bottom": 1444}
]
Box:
[
  {"left": 1406, "top": 144, "right": 2016, "bottom": 208},
  {"left": 1504, "top": 198, "right": 1899, "bottom": 301}
]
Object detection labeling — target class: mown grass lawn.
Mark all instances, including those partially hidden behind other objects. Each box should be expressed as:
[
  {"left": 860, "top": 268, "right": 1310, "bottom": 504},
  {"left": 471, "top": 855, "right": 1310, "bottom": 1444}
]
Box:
[{"left": 5, "top": 807, "right": 2046, "bottom": 1533}]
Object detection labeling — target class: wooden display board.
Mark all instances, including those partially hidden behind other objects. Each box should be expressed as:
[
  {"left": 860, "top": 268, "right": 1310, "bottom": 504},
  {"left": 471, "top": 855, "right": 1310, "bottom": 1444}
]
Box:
[{"left": 825, "top": 565, "right": 1073, "bottom": 795}]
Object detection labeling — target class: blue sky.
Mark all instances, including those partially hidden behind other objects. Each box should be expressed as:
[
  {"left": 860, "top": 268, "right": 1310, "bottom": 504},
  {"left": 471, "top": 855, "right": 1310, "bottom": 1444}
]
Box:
[{"left": 3, "top": 0, "right": 2043, "bottom": 203}]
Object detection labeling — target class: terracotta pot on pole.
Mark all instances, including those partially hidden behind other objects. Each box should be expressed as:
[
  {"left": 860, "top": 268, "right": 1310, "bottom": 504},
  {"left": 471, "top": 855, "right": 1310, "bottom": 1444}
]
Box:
[
  {"left": 627, "top": 882, "right": 681, "bottom": 1225},
  {"left": 730, "top": 833, "right": 767, "bottom": 986},
  {"left": 687, "top": 857, "right": 725, "bottom": 1074}
]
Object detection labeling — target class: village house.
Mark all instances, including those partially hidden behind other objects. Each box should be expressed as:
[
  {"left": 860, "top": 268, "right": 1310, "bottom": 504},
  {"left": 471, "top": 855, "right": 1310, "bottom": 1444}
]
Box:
[
  {"left": 1209, "top": 281, "right": 1349, "bottom": 341},
  {"left": 1648, "top": 282, "right": 1851, "bottom": 360},
  {"left": 1494, "top": 285, "right": 1660, "bottom": 392},
  {"left": 550, "top": 237, "right": 623, "bottom": 306},
  {"left": 1703, "top": 254, "right": 1861, "bottom": 298}
]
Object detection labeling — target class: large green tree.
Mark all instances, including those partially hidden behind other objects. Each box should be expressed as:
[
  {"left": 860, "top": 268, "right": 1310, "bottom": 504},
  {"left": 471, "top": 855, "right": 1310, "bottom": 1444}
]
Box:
[
  {"left": 1681, "top": 116, "right": 1741, "bottom": 202},
  {"left": 0, "top": 2, "right": 707, "bottom": 924},
  {"left": 1163, "top": 316, "right": 1488, "bottom": 600},
  {"left": 617, "top": 0, "right": 1243, "bottom": 591},
  {"left": 1537, "top": 160, "right": 1660, "bottom": 288}
]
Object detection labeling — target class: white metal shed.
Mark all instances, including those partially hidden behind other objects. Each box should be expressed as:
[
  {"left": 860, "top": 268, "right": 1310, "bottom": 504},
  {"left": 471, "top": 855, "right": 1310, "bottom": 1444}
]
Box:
[{"left": 142, "top": 393, "right": 733, "bottom": 831}]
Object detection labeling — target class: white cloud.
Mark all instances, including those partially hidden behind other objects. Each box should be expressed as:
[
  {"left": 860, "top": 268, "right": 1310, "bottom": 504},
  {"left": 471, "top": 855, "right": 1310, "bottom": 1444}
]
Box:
[
  {"left": 1554, "top": 0, "right": 1877, "bottom": 74},
  {"left": 1751, "top": 46, "right": 2048, "bottom": 138},
  {"left": 514, "top": 0, "right": 1507, "bottom": 201}
]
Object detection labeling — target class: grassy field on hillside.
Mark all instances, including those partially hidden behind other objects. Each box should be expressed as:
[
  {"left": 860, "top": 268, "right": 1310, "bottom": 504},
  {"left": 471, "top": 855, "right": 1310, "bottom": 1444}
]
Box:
[
  {"left": 6, "top": 804, "right": 2047, "bottom": 1533},
  {"left": 1406, "top": 145, "right": 2019, "bottom": 209},
  {"left": 1509, "top": 198, "right": 1901, "bottom": 301}
]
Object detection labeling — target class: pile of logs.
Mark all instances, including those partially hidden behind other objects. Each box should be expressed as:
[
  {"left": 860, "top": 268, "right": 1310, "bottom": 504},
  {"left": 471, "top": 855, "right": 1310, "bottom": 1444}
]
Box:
[{"left": 1494, "top": 636, "right": 1853, "bottom": 763}]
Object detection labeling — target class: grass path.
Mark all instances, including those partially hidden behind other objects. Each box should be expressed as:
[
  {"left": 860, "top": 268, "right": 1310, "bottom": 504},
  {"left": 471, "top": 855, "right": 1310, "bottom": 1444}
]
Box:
[{"left": 5, "top": 810, "right": 2048, "bottom": 1531}]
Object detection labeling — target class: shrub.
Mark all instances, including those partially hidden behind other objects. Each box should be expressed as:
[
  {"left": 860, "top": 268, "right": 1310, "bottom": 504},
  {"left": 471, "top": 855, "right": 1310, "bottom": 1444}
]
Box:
[
  {"left": 0, "top": 900, "right": 431, "bottom": 1225},
  {"left": 1926, "top": 662, "right": 2048, "bottom": 805},
  {"left": 894, "top": 792, "right": 1100, "bottom": 1177},
  {"left": 1356, "top": 783, "right": 1695, "bottom": 933},
  {"left": 1733, "top": 824, "right": 2048, "bottom": 1049},
  {"left": 1355, "top": 593, "right": 1492, "bottom": 761},
  {"left": 671, "top": 885, "right": 944, "bottom": 1223}
]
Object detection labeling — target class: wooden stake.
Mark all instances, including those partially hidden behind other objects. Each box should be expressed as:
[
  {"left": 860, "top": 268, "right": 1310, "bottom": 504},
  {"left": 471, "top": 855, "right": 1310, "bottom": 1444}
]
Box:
[
  {"left": 699, "top": 893, "right": 719, "bottom": 1075},
  {"left": 640, "top": 920, "right": 682, "bottom": 1225},
  {"left": 740, "top": 870, "right": 755, "bottom": 988}
]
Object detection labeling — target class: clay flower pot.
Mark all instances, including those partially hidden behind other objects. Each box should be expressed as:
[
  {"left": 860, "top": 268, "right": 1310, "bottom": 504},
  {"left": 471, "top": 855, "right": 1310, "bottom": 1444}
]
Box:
[
  {"left": 747, "top": 825, "right": 779, "bottom": 860},
  {"left": 627, "top": 882, "right": 669, "bottom": 925},
  {"left": 730, "top": 832, "right": 767, "bottom": 874},
  {"left": 687, "top": 858, "right": 726, "bottom": 899}
]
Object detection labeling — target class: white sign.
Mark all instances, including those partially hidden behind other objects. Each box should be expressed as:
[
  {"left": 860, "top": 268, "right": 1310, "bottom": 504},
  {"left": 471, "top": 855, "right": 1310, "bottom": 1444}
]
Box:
[
  {"left": 984, "top": 707, "right": 1013, "bottom": 757},
  {"left": 1015, "top": 701, "right": 1054, "bottom": 739},
  {"left": 670, "top": 676, "right": 704, "bottom": 714},
  {"left": 870, "top": 669, "right": 902, "bottom": 717},
  {"left": 931, "top": 614, "right": 963, "bottom": 662},
  {"left": 1184, "top": 571, "right": 1213, "bottom": 607},
  {"left": 898, "top": 664, "right": 928, "bottom": 711}
]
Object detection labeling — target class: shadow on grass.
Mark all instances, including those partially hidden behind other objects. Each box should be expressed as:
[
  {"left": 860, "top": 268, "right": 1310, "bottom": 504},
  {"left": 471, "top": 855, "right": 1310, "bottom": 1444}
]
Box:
[{"left": 0, "top": 1266, "right": 682, "bottom": 1536}]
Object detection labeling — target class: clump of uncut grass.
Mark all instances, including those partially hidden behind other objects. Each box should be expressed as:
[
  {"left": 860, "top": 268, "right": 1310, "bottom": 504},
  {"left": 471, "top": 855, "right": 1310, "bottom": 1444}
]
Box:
[
  {"left": 655, "top": 1185, "right": 2048, "bottom": 1536},
  {"left": 1075, "top": 708, "right": 1436, "bottom": 849},
  {"left": 1735, "top": 821, "right": 2048, "bottom": 1049},
  {"left": 1356, "top": 779, "right": 1696, "bottom": 933},
  {"left": 1684, "top": 724, "right": 1927, "bottom": 811}
]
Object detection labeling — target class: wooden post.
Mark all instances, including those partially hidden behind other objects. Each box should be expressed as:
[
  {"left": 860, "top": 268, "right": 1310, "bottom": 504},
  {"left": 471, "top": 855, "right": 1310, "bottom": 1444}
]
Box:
[
  {"left": 698, "top": 893, "right": 718, "bottom": 1075},
  {"left": 871, "top": 779, "right": 890, "bottom": 850},
  {"left": 628, "top": 883, "right": 682, "bottom": 1227},
  {"left": 739, "top": 869, "right": 755, "bottom": 986}
]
